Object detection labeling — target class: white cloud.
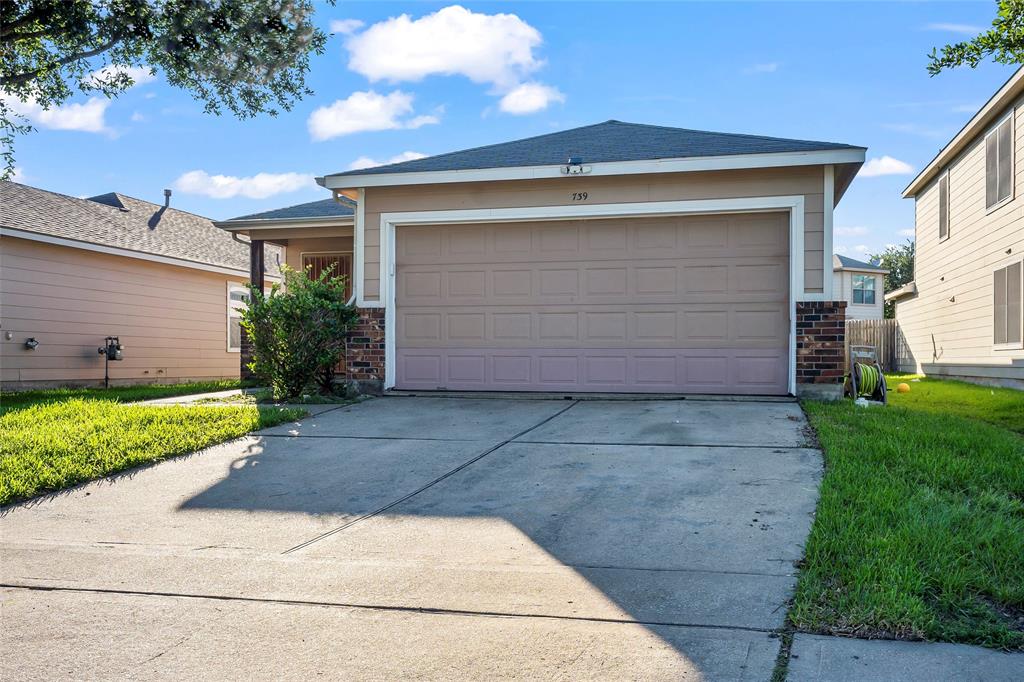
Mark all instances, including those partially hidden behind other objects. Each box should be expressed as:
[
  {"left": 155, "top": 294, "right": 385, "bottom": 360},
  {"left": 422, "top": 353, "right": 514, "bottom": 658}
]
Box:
[
  {"left": 307, "top": 90, "right": 439, "bottom": 141},
  {"left": 859, "top": 156, "right": 914, "bottom": 177},
  {"left": 744, "top": 62, "right": 779, "bottom": 74},
  {"left": 130, "top": 111, "right": 146, "bottom": 122},
  {"left": 173, "top": 170, "right": 314, "bottom": 199},
  {"left": 898, "top": 228, "right": 916, "bottom": 237},
  {"left": 923, "top": 23, "right": 984, "bottom": 35},
  {"left": 346, "top": 5, "right": 543, "bottom": 90},
  {"left": 84, "top": 65, "right": 156, "bottom": 88},
  {"left": 11, "top": 166, "right": 26, "bottom": 182},
  {"left": 835, "top": 226, "right": 869, "bottom": 237},
  {"left": 883, "top": 122, "right": 951, "bottom": 139},
  {"left": 498, "top": 82, "right": 565, "bottom": 114},
  {"left": 330, "top": 19, "right": 365, "bottom": 35},
  {"left": 951, "top": 103, "right": 980, "bottom": 113},
  {"left": 4, "top": 95, "right": 111, "bottom": 134},
  {"left": 348, "top": 151, "right": 428, "bottom": 171}
]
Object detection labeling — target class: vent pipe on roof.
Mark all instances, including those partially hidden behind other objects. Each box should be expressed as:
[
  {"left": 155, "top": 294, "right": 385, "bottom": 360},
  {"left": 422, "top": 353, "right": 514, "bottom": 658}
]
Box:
[{"left": 163, "top": 188, "right": 171, "bottom": 207}]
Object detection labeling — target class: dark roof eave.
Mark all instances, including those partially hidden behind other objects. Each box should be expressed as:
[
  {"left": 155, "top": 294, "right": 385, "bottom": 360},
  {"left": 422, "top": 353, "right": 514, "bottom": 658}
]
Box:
[
  {"left": 322, "top": 148, "right": 867, "bottom": 190},
  {"left": 215, "top": 216, "right": 355, "bottom": 231}
]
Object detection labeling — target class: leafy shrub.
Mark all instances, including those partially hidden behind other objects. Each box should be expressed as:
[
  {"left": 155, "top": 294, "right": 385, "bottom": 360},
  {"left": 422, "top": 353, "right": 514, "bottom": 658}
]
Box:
[{"left": 240, "top": 265, "right": 359, "bottom": 400}]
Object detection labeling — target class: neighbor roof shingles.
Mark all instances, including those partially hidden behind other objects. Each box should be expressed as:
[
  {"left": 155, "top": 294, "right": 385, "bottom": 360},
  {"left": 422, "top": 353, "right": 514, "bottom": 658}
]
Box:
[
  {"left": 833, "top": 254, "right": 887, "bottom": 271},
  {"left": 0, "top": 181, "right": 279, "bottom": 275},
  {"left": 325, "top": 120, "right": 864, "bottom": 178}
]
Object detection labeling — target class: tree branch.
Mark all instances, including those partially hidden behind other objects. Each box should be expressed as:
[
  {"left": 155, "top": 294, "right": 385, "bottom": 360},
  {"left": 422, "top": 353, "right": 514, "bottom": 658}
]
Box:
[
  {"left": 0, "top": 36, "right": 122, "bottom": 88},
  {"left": 0, "top": 3, "right": 57, "bottom": 40}
]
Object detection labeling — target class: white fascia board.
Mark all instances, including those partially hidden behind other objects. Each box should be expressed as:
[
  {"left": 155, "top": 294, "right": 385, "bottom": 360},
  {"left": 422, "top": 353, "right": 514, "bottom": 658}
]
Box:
[
  {"left": 323, "top": 148, "right": 866, "bottom": 190},
  {"left": 1, "top": 227, "right": 281, "bottom": 280}
]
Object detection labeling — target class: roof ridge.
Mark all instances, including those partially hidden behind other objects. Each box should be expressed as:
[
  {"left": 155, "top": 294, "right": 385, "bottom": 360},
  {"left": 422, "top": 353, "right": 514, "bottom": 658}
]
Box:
[
  {"left": 106, "top": 191, "right": 217, "bottom": 223},
  {"left": 348, "top": 121, "right": 614, "bottom": 175}
]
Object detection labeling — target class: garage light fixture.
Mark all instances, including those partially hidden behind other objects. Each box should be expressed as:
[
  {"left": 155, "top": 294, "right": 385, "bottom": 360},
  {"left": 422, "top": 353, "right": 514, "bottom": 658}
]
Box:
[{"left": 561, "top": 156, "right": 591, "bottom": 175}]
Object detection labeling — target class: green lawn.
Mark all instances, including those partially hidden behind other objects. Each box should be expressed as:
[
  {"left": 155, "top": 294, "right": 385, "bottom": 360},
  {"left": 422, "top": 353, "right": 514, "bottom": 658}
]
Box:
[
  {"left": 0, "top": 379, "right": 245, "bottom": 414},
  {"left": 0, "top": 385, "right": 304, "bottom": 505},
  {"left": 794, "top": 376, "right": 1024, "bottom": 650}
]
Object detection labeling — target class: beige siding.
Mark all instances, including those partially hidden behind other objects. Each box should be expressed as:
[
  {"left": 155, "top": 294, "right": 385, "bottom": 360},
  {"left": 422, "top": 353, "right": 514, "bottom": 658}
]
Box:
[
  {"left": 361, "top": 166, "right": 827, "bottom": 300},
  {"left": 895, "top": 95, "right": 1024, "bottom": 373},
  {"left": 833, "top": 270, "right": 885, "bottom": 320},
  {"left": 1, "top": 237, "right": 245, "bottom": 387}
]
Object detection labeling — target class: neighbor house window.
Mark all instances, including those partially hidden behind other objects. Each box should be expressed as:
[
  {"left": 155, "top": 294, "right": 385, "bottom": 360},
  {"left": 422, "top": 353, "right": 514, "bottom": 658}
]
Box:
[
  {"left": 227, "top": 283, "right": 249, "bottom": 353},
  {"left": 938, "top": 172, "right": 949, "bottom": 240},
  {"left": 994, "top": 261, "right": 1022, "bottom": 348},
  {"left": 852, "top": 274, "right": 876, "bottom": 305},
  {"left": 986, "top": 114, "right": 1014, "bottom": 210},
  {"left": 302, "top": 252, "right": 352, "bottom": 297}
]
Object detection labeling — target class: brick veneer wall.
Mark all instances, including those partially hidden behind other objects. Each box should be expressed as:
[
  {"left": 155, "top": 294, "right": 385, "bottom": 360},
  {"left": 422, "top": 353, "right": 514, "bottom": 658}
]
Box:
[
  {"left": 796, "top": 301, "right": 847, "bottom": 387},
  {"left": 344, "top": 308, "right": 386, "bottom": 391}
]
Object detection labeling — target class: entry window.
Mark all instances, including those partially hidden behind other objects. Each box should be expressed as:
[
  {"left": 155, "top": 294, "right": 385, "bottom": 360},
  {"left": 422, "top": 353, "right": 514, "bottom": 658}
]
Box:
[
  {"left": 994, "top": 261, "right": 1022, "bottom": 348},
  {"left": 938, "top": 172, "right": 950, "bottom": 240},
  {"left": 986, "top": 114, "right": 1014, "bottom": 210},
  {"left": 302, "top": 252, "right": 352, "bottom": 296},
  {"left": 852, "top": 275, "right": 876, "bottom": 305},
  {"left": 227, "top": 283, "right": 249, "bottom": 353}
]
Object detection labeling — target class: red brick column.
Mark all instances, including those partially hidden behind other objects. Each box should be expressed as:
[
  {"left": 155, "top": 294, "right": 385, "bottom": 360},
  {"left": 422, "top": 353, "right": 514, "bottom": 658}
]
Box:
[
  {"left": 796, "top": 301, "right": 847, "bottom": 399},
  {"left": 344, "top": 308, "right": 386, "bottom": 393}
]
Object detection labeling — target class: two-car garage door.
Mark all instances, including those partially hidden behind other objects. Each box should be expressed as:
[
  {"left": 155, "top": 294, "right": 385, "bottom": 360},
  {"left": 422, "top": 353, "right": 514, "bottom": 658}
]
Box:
[{"left": 394, "top": 212, "right": 790, "bottom": 395}]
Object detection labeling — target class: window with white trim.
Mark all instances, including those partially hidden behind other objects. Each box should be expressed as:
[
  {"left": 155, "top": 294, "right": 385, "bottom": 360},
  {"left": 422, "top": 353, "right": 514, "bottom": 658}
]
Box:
[
  {"left": 852, "top": 274, "right": 876, "bottom": 305},
  {"left": 227, "top": 283, "right": 249, "bottom": 353},
  {"left": 994, "top": 261, "right": 1022, "bottom": 348},
  {"left": 986, "top": 114, "right": 1014, "bottom": 210},
  {"left": 938, "top": 172, "right": 949, "bottom": 240}
]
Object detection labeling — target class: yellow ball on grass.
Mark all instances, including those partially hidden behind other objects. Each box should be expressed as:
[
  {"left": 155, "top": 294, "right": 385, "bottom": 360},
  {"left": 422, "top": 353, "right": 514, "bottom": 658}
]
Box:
[{"left": 897, "top": 383, "right": 910, "bottom": 394}]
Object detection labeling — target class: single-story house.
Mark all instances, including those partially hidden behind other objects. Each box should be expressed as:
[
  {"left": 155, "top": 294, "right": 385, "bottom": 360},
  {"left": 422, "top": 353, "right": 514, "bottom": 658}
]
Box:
[
  {"left": 888, "top": 67, "right": 1023, "bottom": 389},
  {"left": 0, "top": 181, "right": 279, "bottom": 389},
  {"left": 832, "top": 254, "right": 888, "bottom": 320},
  {"left": 220, "top": 120, "right": 866, "bottom": 397}
]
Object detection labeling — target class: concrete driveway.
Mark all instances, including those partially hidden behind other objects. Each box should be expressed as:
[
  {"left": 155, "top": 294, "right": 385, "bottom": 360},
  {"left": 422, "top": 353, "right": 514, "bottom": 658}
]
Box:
[{"left": 1, "top": 396, "right": 822, "bottom": 680}]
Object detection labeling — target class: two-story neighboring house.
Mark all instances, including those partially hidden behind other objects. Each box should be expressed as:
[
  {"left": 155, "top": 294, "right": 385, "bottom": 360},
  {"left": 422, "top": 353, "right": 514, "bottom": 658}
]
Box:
[
  {"left": 888, "top": 68, "right": 1023, "bottom": 389},
  {"left": 832, "top": 254, "right": 888, "bottom": 320}
]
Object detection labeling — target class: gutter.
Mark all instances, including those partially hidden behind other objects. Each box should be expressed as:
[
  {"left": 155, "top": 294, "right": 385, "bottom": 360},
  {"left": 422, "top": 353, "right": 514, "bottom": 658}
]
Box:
[{"left": 884, "top": 281, "right": 917, "bottom": 302}]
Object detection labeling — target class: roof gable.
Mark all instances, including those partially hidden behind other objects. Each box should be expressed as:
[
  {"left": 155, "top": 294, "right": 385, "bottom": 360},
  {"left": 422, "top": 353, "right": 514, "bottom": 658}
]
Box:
[{"left": 833, "top": 254, "right": 888, "bottom": 272}]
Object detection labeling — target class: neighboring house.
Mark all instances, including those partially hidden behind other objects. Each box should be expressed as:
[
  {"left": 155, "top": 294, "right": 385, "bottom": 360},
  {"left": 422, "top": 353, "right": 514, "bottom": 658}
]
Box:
[
  {"left": 222, "top": 120, "right": 865, "bottom": 397},
  {"left": 0, "top": 181, "right": 279, "bottom": 389},
  {"left": 832, "top": 254, "right": 888, "bottom": 320},
  {"left": 888, "top": 68, "right": 1023, "bottom": 389}
]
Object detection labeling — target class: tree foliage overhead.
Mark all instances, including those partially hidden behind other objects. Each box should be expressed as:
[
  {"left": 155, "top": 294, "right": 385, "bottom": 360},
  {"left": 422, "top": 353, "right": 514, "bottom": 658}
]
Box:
[
  {"left": 870, "top": 240, "right": 915, "bottom": 319},
  {"left": 0, "top": 0, "right": 330, "bottom": 177},
  {"left": 928, "top": 0, "right": 1024, "bottom": 74}
]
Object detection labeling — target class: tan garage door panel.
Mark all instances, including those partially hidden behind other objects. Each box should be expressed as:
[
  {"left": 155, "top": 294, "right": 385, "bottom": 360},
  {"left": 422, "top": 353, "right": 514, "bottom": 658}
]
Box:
[{"left": 396, "top": 213, "right": 789, "bottom": 394}]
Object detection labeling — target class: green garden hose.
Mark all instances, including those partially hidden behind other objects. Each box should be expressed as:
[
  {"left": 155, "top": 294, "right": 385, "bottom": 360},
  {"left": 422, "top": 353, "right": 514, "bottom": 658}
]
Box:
[{"left": 856, "top": 362, "right": 879, "bottom": 397}]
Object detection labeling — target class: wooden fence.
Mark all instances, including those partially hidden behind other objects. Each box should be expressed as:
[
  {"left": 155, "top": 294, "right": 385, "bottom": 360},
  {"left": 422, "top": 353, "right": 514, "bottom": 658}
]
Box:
[{"left": 845, "top": 318, "right": 902, "bottom": 372}]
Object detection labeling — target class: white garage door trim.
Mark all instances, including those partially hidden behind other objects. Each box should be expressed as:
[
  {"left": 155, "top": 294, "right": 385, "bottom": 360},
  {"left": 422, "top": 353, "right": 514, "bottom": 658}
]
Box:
[{"left": 381, "top": 196, "right": 806, "bottom": 395}]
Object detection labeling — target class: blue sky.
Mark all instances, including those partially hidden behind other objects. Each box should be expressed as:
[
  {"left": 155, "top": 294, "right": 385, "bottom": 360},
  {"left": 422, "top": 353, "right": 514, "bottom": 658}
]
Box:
[{"left": 9, "top": 2, "right": 1017, "bottom": 259}]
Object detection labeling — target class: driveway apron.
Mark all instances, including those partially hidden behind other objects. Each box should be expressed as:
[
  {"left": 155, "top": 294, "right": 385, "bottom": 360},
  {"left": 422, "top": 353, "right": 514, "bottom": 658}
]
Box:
[{"left": 1, "top": 395, "right": 822, "bottom": 680}]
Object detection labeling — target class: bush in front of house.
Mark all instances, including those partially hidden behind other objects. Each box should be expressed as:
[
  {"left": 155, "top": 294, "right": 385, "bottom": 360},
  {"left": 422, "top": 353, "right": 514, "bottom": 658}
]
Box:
[{"left": 241, "top": 265, "right": 359, "bottom": 400}]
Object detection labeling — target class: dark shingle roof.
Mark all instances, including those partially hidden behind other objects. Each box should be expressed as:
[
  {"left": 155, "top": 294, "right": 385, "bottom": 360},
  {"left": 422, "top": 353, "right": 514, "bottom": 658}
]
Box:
[
  {"left": 833, "top": 254, "right": 887, "bottom": 272},
  {"left": 0, "top": 181, "right": 279, "bottom": 275},
  {"left": 225, "top": 196, "right": 355, "bottom": 222},
  {"left": 326, "top": 120, "right": 864, "bottom": 179}
]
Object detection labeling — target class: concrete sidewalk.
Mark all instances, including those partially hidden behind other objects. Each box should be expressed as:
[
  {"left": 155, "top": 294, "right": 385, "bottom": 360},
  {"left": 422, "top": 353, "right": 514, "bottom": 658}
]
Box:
[{"left": 787, "top": 634, "right": 1024, "bottom": 682}]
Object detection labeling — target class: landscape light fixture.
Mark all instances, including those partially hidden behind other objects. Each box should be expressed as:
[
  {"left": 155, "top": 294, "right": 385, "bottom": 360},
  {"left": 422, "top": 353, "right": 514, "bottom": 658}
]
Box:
[{"left": 24, "top": 337, "right": 39, "bottom": 350}]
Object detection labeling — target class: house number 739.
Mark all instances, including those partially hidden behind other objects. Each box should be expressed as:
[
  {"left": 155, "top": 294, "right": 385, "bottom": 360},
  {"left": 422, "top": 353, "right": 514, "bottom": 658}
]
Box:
[{"left": 571, "top": 192, "right": 588, "bottom": 201}]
